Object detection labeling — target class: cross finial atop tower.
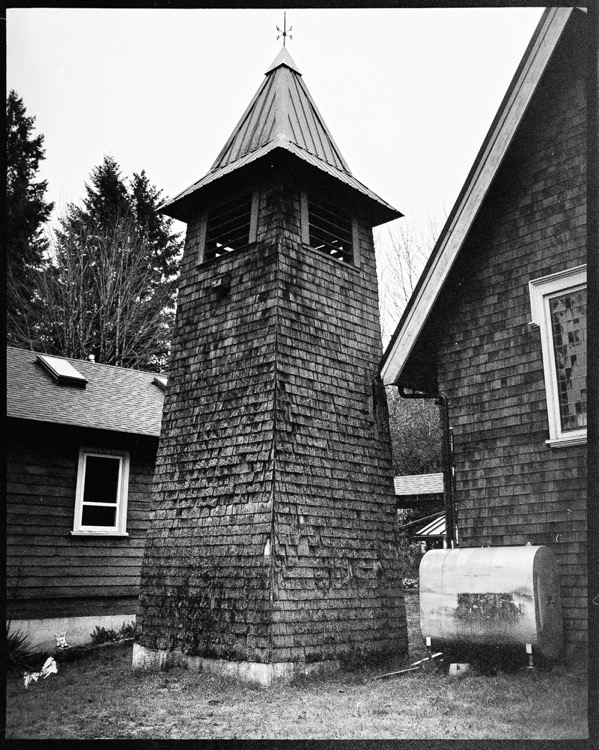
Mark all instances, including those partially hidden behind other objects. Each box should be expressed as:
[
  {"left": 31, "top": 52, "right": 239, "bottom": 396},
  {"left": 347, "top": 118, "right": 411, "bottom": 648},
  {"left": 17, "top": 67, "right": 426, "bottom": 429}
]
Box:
[{"left": 276, "top": 11, "right": 293, "bottom": 47}]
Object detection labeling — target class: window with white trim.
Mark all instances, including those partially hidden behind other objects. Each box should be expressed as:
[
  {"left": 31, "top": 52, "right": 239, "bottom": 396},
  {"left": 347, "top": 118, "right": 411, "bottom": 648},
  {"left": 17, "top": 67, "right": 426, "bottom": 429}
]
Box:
[
  {"left": 529, "top": 265, "right": 586, "bottom": 447},
  {"left": 72, "top": 449, "right": 130, "bottom": 535}
]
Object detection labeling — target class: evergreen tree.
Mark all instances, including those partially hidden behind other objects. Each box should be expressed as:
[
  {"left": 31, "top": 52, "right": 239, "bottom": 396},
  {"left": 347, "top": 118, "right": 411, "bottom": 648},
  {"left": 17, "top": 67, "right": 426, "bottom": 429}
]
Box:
[
  {"left": 130, "top": 170, "right": 180, "bottom": 283},
  {"left": 9, "top": 155, "right": 182, "bottom": 370},
  {"left": 58, "top": 156, "right": 180, "bottom": 286},
  {"left": 6, "top": 90, "right": 54, "bottom": 342},
  {"left": 82, "top": 155, "right": 131, "bottom": 229},
  {"left": 57, "top": 155, "right": 131, "bottom": 241},
  {"left": 30, "top": 216, "right": 176, "bottom": 370}
]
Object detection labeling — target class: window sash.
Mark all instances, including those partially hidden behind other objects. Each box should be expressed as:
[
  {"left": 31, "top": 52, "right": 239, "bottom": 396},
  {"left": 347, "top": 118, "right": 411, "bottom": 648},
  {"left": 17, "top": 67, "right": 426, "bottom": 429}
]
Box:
[
  {"left": 547, "top": 287, "right": 586, "bottom": 433},
  {"left": 529, "top": 265, "right": 587, "bottom": 447},
  {"left": 73, "top": 449, "right": 130, "bottom": 535}
]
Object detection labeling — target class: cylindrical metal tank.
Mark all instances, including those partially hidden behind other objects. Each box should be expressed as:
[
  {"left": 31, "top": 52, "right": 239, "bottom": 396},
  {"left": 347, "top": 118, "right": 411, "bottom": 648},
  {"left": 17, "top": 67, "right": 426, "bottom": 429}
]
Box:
[{"left": 419, "top": 545, "right": 562, "bottom": 659}]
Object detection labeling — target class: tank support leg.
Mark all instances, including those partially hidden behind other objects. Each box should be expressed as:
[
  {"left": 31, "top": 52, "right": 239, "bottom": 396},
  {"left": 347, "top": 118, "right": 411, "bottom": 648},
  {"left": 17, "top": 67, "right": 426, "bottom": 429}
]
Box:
[
  {"left": 425, "top": 636, "right": 434, "bottom": 660},
  {"left": 526, "top": 643, "right": 534, "bottom": 669}
]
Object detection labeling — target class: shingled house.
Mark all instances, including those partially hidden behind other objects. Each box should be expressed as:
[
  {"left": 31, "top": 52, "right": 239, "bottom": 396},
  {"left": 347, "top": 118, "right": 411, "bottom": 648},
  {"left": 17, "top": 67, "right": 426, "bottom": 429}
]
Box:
[
  {"left": 394, "top": 473, "right": 444, "bottom": 511},
  {"left": 6, "top": 346, "right": 165, "bottom": 651},
  {"left": 133, "top": 45, "right": 406, "bottom": 684},
  {"left": 394, "top": 473, "right": 446, "bottom": 553},
  {"left": 381, "top": 7, "right": 588, "bottom": 657}
]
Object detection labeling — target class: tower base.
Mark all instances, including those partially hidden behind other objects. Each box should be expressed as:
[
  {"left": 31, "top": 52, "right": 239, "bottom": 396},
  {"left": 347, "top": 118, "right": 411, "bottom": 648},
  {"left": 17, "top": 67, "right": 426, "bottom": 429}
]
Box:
[{"left": 132, "top": 643, "right": 341, "bottom": 687}]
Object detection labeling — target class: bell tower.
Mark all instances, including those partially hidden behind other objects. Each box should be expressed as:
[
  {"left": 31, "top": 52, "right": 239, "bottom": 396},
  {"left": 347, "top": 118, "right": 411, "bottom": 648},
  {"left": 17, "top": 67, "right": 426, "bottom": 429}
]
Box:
[{"left": 133, "top": 45, "right": 408, "bottom": 684}]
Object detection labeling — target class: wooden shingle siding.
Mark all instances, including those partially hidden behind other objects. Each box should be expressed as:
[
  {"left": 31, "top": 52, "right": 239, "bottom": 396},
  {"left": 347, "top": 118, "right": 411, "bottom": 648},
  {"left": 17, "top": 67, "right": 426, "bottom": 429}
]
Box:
[
  {"left": 6, "top": 421, "right": 156, "bottom": 620},
  {"left": 427, "top": 15, "right": 587, "bottom": 652},
  {"left": 138, "top": 176, "right": 406, "bottom": 664},
  {"left": 138, "top": 188, "right": 280, "bottom": 660}
]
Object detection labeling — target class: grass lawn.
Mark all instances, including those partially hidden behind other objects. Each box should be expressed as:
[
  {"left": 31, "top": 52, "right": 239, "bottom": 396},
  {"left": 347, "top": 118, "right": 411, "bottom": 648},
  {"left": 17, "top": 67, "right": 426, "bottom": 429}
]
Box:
[{"left": 5, "top": 592, "right": 588, "bottom": 740}]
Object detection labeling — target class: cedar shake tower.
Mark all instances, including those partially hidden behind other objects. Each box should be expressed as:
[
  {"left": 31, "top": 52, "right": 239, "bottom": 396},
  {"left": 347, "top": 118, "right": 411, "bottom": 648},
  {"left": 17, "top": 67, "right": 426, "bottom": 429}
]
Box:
[{"left": 133, "top": 46, "right": 407, "bottom": 684}]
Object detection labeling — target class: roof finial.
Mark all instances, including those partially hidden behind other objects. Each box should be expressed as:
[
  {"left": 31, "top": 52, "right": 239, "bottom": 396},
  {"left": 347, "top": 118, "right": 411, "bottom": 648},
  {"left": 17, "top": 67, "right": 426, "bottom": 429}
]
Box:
[{"left": 276, "top": 11, "right": 293, "bottom": 47}]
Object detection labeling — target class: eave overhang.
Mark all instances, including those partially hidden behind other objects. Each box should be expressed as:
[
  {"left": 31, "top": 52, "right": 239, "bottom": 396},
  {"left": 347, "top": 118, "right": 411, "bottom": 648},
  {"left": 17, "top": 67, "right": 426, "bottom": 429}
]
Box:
[
  {"left": 379, "top": 7, "right": 575, "bottom": 388},
  {"left": 159, "top": 135, "right": 401, "bottom": 227}
]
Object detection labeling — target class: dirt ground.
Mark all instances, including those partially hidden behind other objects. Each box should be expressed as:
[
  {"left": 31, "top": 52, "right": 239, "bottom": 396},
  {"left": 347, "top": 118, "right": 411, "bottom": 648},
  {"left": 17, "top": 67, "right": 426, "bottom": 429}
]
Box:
[{"left": 5, "top": 592, "right": 589, "bottom": 740}]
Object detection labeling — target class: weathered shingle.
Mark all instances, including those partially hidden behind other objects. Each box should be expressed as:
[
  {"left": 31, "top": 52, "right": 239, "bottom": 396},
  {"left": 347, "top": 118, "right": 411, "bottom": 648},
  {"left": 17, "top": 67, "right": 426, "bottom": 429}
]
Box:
[{"left": 6, "top": 347, "right": 165, "bottom": 437}]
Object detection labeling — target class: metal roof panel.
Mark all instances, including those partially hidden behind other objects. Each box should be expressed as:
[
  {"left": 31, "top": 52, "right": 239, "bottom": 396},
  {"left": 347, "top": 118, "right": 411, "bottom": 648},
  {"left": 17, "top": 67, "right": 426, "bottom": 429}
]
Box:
[
  {"left": 415, "top": 513, "right": 446, "bottom": 538},
  {"left": 160, "top": 46, "right": 400, "bottom": 224}
]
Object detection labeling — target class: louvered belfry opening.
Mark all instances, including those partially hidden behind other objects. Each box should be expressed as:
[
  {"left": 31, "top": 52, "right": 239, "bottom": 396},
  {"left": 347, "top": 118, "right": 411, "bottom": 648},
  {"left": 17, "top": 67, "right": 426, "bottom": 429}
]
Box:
[
  {"left": 308, "top": 196, "right": 353, "bottom": 263},
  {"left": 204, "top": 193, "right": 253, "bottom": 261},
  {"left": 133, "top": 44, "right": 406, "bottom": 684}
]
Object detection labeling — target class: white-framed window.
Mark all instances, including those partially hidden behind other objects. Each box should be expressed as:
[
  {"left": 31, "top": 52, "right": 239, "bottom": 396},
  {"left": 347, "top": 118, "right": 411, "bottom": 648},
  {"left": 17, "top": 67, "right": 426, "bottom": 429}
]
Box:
[
  {"left": 529, "top": 265, "right": 587, "bottom": 448},
  {"left": 71, "top": 448, "right": 130, "bottom": 536}
]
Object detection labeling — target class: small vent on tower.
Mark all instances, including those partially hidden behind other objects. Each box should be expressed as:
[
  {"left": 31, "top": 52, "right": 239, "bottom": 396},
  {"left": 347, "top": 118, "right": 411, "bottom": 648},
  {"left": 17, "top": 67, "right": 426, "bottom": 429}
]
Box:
[
  {"left": 308, "top": 197, "right": 353, "bottom": 264},
  {"left": 204, "top": 194, "right": 253, "bottom": 262}
]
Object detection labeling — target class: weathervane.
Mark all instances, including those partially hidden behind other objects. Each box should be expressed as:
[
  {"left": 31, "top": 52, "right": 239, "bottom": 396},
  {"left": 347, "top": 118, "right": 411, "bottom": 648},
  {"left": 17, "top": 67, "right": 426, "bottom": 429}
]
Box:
[{"left": 276, "top": 11, "right": 293, "bottom": 46}]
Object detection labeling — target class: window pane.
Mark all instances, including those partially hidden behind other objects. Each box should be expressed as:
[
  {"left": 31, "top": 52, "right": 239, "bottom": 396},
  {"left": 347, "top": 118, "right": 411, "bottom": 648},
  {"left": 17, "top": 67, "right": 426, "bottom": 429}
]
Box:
[
  {"left": 83, "top": 456, "right": 120, "bottom": 506},
  {"left": 549, "top": 288, "right": 586, "bottom": 432},
  {"left": 81, "top": 504, "right": 117, "bottom": 527}
]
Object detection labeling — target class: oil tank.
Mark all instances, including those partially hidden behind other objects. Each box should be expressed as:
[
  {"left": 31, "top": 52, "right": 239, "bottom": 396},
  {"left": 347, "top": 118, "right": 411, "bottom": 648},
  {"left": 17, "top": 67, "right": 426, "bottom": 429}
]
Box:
[{"left": 419, "top": 545, "right": 562, "bottom": 659}]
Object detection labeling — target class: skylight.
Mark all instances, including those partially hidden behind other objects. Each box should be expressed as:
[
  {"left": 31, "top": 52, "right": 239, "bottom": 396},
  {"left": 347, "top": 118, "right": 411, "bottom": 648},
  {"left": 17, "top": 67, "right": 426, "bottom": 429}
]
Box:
[
  {"left": 153, "top": 376, "right": 168, "bottom": 392},
  {"left": 37, "top": 354, "right": 88, "bottom": 388}
]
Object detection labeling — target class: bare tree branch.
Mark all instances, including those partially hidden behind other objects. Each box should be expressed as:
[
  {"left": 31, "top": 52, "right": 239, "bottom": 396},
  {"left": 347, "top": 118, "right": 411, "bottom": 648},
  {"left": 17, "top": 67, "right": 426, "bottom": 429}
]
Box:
[{"left": 375, "top": 215, "right": 442, "bottom": 346}]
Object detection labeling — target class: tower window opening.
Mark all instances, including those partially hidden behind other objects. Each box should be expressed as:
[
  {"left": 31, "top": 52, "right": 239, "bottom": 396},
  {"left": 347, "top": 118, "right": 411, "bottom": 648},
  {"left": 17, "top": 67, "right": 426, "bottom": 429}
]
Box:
[
  {"left": 308, "top": 197, "right": 353, "bottom": 264},
  {"left": 204, "top": 194, "right": 253, "bottom": 261}
]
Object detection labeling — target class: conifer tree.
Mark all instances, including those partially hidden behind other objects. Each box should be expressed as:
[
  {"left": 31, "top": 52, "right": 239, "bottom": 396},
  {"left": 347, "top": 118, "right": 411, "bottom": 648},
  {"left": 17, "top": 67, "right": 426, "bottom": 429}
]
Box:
[
  {"left": 10, "top": 156, "right": 182, "bottom": 371},
  {"left": 6, "top": 90, "right": 54, "bottom": 343},
  {"left": 130, "top": 170, "right": 180, "bottom": 284}
]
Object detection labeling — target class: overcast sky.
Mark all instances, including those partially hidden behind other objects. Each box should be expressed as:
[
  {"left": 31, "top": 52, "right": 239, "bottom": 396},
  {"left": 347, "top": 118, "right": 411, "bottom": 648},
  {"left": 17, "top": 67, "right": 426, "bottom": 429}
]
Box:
[{"left": 7, "top": 6, "right": 544, "bottom": 252}]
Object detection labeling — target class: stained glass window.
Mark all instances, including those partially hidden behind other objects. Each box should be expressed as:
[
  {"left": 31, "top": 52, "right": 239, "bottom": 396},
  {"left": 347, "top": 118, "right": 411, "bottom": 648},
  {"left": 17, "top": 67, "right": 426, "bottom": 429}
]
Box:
[
  {"left": 549, "top": 289, "right": 587, "bottom": 432},
  {"left": 529, "top": 265, "right": 587, "bottom": 447}
]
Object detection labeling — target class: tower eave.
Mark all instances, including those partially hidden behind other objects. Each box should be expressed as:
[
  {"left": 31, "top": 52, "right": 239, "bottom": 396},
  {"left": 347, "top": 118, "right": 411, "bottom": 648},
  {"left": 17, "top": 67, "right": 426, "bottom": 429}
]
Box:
[{"left": 159, "top": 142, "right": 402, "bottom": 227}]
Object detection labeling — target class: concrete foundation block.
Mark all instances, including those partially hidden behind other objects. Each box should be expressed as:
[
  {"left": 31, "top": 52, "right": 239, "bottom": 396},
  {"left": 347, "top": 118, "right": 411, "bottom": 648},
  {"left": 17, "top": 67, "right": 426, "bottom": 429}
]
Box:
[
  {"left": 449, "top": 662, "right": 471, "bottom": 677},
  {"left": 8, "top": 615, "right": 136, "bottom": 654},
  {"left": 131, "top": 643, "right": 341, "bottom": 686}
]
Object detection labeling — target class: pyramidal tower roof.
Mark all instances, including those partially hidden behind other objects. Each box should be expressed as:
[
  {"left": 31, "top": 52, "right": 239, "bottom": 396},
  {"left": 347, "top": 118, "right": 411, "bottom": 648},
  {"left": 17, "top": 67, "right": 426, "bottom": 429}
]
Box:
[
  {"left": 160, "top": 47, "right": 400, "bottom": 224},
  {"left": 209, "top": 46, "right": 350, "bottom": 174}
]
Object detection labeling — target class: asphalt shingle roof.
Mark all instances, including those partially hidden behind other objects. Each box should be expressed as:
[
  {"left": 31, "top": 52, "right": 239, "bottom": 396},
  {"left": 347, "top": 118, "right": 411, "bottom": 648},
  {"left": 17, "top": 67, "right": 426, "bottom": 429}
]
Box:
[
  {"left": 6, "top": 347, "right": 165, "bottom": 437},
  {"left": 394, "top": 473, "right": 444, "bottom": 496}
]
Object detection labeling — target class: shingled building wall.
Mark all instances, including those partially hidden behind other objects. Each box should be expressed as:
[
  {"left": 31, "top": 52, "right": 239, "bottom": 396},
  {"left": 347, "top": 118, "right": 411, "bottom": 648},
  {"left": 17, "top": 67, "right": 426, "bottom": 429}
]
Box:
[
  {"left": 423, "top": 15, "right": 587, "bottom": 654},
  {"left": 137, "top": 177, "right": 406, "bottom": 666}
]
